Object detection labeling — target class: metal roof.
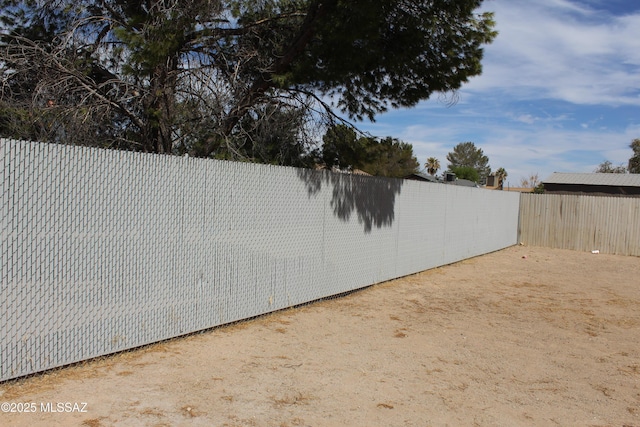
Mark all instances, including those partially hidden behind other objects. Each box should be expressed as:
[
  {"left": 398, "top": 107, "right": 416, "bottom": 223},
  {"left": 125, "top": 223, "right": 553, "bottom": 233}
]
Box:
[
  {"left": 543, "top": 172, "right": 640, "bottom": 187},
  {"left": 404, "top": 172, "right": 438, "bottom": 182},
  {"left": 450, "top": 179, "right": 479, "bottom": 188}
]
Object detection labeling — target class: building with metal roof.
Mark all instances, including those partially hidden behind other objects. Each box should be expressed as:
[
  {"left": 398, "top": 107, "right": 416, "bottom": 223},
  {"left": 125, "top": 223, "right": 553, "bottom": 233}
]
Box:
[{"left": 542, "top": 172, "right": 640, "bottom": 196}]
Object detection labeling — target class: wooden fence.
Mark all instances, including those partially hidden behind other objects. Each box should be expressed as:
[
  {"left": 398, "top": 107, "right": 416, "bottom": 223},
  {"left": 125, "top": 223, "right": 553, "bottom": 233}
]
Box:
[{"left": 518, "top": 193, "right": 640, "bottom": 256}]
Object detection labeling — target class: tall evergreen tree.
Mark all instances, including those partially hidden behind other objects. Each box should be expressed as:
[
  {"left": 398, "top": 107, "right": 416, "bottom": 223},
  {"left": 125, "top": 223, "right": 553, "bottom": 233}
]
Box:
[
  {"left": 359, "top": 137, "right": 420, "bottom": 178},
  {"left": 321, "top": 124, "right": 368, "bottom": 171},
  {"left": 321, "top": 125, "right": 419, "bottom": 178},
  {"left": 446, "top": 142, "right": 491, "bottom": 183},
  {"left": 1, "top": 0, "right": 496, "bottom": 164}
]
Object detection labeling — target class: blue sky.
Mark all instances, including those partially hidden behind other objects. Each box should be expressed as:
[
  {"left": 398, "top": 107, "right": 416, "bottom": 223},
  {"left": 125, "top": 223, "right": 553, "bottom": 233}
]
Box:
[{"left": 357, "top": 0, "right": 640, "bottom": 185}]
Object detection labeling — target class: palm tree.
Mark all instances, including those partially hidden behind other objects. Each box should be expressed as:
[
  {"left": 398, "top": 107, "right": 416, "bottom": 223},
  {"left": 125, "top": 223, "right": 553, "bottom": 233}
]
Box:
[
  {"left": 425, "top": 157, "right": 440, "bottom": 176},
  {"left": 495, "top": 167, "right": 508, "bottom": 190}
]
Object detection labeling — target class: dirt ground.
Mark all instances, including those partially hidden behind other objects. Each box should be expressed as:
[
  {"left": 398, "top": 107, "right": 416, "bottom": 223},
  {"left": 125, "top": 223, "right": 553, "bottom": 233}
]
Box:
[{"left": 1, "top": 245, "right": 639, "bottom": 427}]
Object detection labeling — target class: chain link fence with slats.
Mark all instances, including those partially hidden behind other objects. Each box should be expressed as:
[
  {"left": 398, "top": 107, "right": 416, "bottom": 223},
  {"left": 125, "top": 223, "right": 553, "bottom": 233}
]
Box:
[{"left": 1, "top": 138, "right": 520, "bottom": 381}]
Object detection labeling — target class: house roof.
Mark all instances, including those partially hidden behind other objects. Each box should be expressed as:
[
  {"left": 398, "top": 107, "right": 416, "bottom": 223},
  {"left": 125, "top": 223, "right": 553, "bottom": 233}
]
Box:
[
  {"left": 543, "top": 172, "right": 640, "bottom": 187},
  {"left": 486, "top": 186, "right": 533, "bottom": 192},
  {"left": 404, "top": 172, "right": 438, "bottom": 182},
  {"left": 351, "top": 168, "right": 372, "bottom": 176},
  {"left": 450, "top": 179, "right": 478, "bottom": 188},
  {"left": 314, "top": 165, "right": 372, "bottom": 176}
]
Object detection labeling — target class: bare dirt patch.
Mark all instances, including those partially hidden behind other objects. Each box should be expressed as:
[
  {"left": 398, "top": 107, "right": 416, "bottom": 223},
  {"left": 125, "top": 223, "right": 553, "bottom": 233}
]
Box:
[{"left": 1, "top": 246, "right": 639, "bottom": 426}]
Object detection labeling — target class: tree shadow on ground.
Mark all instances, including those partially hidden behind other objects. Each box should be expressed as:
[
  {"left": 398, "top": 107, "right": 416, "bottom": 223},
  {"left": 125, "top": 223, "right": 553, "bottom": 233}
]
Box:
[{"left": 297, "top": 168, "right": 403, "bottom": 233}]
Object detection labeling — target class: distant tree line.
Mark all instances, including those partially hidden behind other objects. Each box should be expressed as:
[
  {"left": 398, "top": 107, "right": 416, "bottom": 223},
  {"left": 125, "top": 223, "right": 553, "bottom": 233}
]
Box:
[
  {"left": 423, "top": 141, "right": 501, "bottom": 185},
  {"left": 595, "top": 139, "right": 640, "bottom": 174}
]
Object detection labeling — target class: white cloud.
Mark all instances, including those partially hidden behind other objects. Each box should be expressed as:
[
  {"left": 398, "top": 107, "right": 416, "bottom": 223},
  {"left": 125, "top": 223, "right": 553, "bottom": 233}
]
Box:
[
  {"left": 471, "top": 0, "right": 640, "bottom": 106},
  {"left": 514, "top": 114, "right": 536, "bottom": 124}
]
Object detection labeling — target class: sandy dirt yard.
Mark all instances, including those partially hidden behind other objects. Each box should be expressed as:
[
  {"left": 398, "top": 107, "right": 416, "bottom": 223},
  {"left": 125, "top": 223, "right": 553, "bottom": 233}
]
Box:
[{"left": 0, "top": 245, "right": 639, "bottom": 427}]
